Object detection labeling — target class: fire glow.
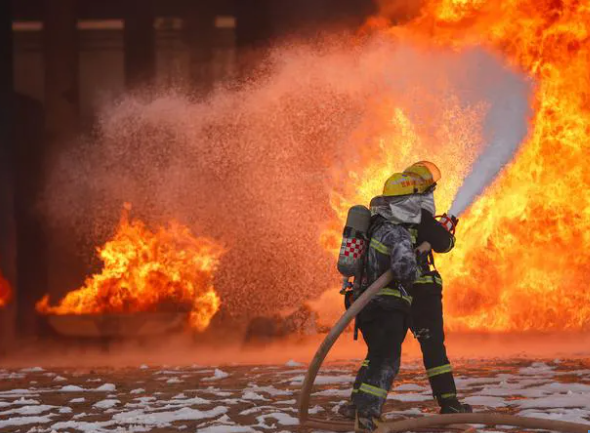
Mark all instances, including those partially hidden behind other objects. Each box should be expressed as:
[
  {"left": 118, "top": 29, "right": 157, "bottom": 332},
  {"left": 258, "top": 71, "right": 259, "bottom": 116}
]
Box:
[
  {"left": 0, "top": 270, "right": 11, "bottom": 308},
  {"left": 36, "top": 204, "right": 224, "bottom": 331},
  {"left": 40, "top": 0, "right": 590, "bottom": 335},
  {"left": 326, "top": 0, "right": 590, "bottom": 331}
]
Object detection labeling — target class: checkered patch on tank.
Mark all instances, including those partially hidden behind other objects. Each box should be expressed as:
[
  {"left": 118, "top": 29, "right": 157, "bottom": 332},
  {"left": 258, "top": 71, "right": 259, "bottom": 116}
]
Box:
[{"left": 341, "top": 238, "right": 366, "bottom": 259}]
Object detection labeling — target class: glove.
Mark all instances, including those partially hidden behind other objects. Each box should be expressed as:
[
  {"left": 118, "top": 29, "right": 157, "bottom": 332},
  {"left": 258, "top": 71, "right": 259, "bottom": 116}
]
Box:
[{"left": 438, "top": 213, "right": 458, "bottom": 235}]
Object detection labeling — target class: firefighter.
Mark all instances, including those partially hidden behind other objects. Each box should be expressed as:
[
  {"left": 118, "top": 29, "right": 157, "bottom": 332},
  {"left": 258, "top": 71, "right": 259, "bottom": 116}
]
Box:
[
  {"left": 340, "top": 163, "right": 470, "bottom": 426},
  {"left": 403, "top": 161, "right": 472, "bottom": 414},
  {"left": 349, "top": 172, "right": 421, "bottom": 432}
]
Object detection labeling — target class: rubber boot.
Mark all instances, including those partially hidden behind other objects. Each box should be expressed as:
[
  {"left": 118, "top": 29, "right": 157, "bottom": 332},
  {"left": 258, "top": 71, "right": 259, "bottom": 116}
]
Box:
[
  {"left": 439, "top": 398, "right": 473, "bottom": 414},
  {"left": 355, "top": 410, "right": 382, "bottom": 432}
]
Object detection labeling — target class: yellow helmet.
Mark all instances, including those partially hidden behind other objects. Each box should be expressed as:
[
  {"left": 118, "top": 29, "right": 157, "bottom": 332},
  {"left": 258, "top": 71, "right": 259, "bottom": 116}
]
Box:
[
  {"left": 403, "top": 161, "right": 441, "bottom": 193},
  {"left": 382, "top": 173, "right": 417, "bottom": 197}
]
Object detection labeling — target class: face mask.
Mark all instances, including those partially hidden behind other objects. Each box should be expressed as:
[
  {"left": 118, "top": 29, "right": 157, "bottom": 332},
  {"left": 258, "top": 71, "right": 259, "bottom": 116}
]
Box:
[
  {"left": 421, "top": 192, "right": 436, "bottom": 216},
  {"left": 370, "top": 195, "right": 423, "bottom": 225}
]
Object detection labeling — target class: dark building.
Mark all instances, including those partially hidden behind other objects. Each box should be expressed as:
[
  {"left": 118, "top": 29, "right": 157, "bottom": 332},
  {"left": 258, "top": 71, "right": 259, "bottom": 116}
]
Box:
[{"left": 0, "top": 0, "right": 376, "bottom": 350}]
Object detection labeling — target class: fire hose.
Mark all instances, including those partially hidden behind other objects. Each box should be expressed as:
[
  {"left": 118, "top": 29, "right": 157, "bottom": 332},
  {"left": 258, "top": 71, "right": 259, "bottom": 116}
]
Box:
[{"left": 297, "top": 269, "right": 590, "bottom": 433}]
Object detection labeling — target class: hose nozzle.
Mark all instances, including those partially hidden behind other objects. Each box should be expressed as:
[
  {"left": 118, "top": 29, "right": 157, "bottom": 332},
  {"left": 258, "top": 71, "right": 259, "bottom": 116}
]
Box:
[{"left": 437, "top": 213, "right": 458, "bottom": 235}]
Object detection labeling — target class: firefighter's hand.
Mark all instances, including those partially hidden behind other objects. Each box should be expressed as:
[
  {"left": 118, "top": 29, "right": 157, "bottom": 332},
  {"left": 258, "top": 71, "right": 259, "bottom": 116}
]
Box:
[{"left": 415, "top": 241, "right": 432, "bottom": 255}]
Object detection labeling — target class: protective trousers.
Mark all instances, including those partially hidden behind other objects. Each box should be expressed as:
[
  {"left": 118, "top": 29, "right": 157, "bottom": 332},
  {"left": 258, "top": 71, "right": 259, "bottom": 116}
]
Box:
[
  {"left": 351, "top": 309, "right": 409, "bottom": 416},
  {"left": 410, "top": 271, "right": 458, "bottom": 403}
]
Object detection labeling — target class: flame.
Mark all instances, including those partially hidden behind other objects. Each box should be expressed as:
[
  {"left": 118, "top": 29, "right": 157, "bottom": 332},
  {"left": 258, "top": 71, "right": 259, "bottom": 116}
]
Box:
[
  {"left": 36, "top": 204, "right": 224, "bottom": 331},
  {"left": 0, "top": 269, "right": 11, "bottom": 308},
  {"left": 324, "top": 0, "right": 590, "bottom": 331}
]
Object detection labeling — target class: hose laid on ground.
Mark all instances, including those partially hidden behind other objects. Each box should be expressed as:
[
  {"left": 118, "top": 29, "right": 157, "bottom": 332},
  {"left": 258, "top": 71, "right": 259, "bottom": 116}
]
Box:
[
  {"left": 298, "top": 270, "right": 393, "bottom": 423},
  {"left": 375, "top": 413, "right": 590, "bottom": 433},
  {"left": 297, "top": 270, "right": 590, "bottom": 433}
]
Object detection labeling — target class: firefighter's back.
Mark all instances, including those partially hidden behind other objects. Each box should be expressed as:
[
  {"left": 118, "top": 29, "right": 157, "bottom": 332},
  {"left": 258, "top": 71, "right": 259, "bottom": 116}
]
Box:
[{"left": 359, "top": 216, "right": 417, "bottom": 320}]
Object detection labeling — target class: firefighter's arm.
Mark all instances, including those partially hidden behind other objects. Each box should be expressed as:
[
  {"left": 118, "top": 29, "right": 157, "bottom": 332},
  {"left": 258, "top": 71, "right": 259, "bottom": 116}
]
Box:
[
  {"left": 420, "top": 210, "right": 455, "bottom": 253},
  {"left": 387, "top": 226, "right": 418, "bottom": 284}
]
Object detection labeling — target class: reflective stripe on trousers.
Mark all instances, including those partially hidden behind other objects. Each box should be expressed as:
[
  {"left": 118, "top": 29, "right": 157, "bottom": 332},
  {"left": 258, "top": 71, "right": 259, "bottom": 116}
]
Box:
[
  {"left": 426, "top": 363, "right": 452, "bottom": 378},
  {"left": 359, "top": 382, "right": 388, "bottom": 399}
]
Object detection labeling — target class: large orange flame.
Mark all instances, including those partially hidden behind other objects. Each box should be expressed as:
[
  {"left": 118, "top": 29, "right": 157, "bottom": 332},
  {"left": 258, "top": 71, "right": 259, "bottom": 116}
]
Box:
[
  {"left": 36, "top": 204, "right": 224, "bottom": 331},
  {"left": 324, "top": 0, "right": 590, "bottom": 331},
  {"left": 0, "top": 269, "right": 11, "bottom": 308},
  {"left": 413, "top": 0, "right": 590, "bottom": 331}
]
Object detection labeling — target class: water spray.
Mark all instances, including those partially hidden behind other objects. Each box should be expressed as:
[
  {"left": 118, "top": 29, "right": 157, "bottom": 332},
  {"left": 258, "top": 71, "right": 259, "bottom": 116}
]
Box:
[{"left": 448, "top": 58, "right": 533, "bottom": 218}]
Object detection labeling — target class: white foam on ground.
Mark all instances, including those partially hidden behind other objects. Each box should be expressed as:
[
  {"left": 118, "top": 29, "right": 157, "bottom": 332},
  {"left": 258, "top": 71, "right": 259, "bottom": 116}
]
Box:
[
  {"left": 393, "top": 383, "right": 427, "bottom": 392},
  {"left": 309, "top": 405, "right": 325, "bottom": 414},
  {"left": 518, "top": 408, "right": 590, "bottom": 424},
  {"left": 289, "top": 375, "right": 354, "bottom": 385},
  {"left": 51, "top": 419, "right": 115, "bottom": 432},
  {"left": 518, "top": 362, "right": 556, "bottom": 375},
  {"left": 464, "top": 395, "right": 507, "bottom": 408},
  {"left": 240, "top": 406, "right": 283, "bottom": 416},
  {"left": 388, "top": 393, "right": 432, "bottom": 402},
  {"left": 20, "top": 367, "right": 45, "bottom": 373},
  {"left": 516, "top": 394, "right": 590, "bottom": 410},
  {"left": 198, "top": 386, "right": 233, "bottom": 397},
  {"left": 198, "top": 425, "right": 259, "bottom": 433},
  {"left": 113, "top": 406, "right": 228, "bottom": 426},
  {"left": 157, "top": 396, "right": 211, "bottom": 407},
  {"left": 0, "top": 372, "right": 26, "bottom": 380},
  {"left": 2, "top": 360, "right": 590, "bottom": 433},
  {"left": 256, "top": 412, "right": 299, "bottom": 427},
  {"left": 245, "top": 384, "right": 293, "bottom": 396},
  {"left": 383, "top": 408, "right": 424, "bottom": 418},
  {"left": 455, "top": 377, "right": 503, "bottom": 387},
  {"left": 95, "top": 383, "right": 116, "bottom": 392},
  {"left": 0, "top": 397, "right": 40, "bottom": 408},
  {"left": 93, "top": 399, "right": 121, "bottom": 409},
  {"left": 312, "top": 389, "right": 351, "bottom": 398},
  {"left": 0, "top": 389, "right": 38, "bottom": 398},
  {"left": 59, "top": 385, "right": 85, "bottom": 392},
  {"left": 166, "top": 377, "right": 184, "bottom": 384},
  {"left": 155, "top": 369, "right": 184, "bottom": 375},
  {"left": 0, "top": 404, "right": 56, "bottom": 416},
  {"left": 202, "top": 369, "right": 230, "bottom": 381},
  {"left": 276, "top": 399, "right": 297, "bottom": 405},
  {"left": 0, "top": 415, "right": 54, "bottom": 429},
  {"left": 242, "top": 391, "right": 270, "bottom": 401}
]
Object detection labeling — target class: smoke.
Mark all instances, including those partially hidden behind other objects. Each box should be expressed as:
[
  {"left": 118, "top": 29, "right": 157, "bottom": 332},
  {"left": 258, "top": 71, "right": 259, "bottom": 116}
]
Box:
[
  {"left": 449, "top": 51, "right": 533, "bottom": 216},
  {"left": 42, "top": 34, "right": 531, "bottom": 324}
]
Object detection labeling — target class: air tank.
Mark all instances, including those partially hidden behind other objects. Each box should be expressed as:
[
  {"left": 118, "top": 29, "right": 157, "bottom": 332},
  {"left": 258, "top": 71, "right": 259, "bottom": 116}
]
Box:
[{"left": 337, "top": 205, "right": 371, "bottom": 278}]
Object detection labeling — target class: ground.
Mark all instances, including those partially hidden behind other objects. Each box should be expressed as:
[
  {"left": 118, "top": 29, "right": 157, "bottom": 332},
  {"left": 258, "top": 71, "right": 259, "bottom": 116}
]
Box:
[{"left": 1, "top": 357, "right": 589, "bottom": 432}]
